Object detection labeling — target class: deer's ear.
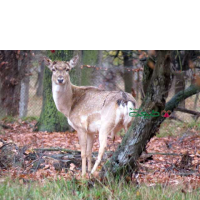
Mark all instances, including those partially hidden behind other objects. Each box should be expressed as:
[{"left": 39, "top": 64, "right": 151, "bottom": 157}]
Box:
[
  {"left": 69, "top": 55, "right": 79, "bottom": 69},
  {"left": 44, "top": 57, "right": 53, "bottom": 70}
]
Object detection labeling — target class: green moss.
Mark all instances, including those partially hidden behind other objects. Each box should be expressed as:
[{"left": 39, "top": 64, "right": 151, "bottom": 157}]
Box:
[
  {"left": 81, "top": 50, "right": 98, "bottom": 86},
  {"left": 35, "top": 66, "right": 69, "bottom": 132}
]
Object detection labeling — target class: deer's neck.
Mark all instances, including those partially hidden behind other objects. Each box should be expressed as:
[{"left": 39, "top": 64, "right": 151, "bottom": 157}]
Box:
[{"left": 52, "top": 79, "right": 73, "bottom": 117}]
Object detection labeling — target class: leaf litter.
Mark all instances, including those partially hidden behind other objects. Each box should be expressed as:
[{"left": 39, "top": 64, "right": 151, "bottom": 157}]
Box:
[{"left": 0, "top": 119, "right": 200, "bottom": 192}]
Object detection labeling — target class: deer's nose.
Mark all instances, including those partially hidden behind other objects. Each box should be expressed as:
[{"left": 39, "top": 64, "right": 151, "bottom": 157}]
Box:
[{"left": 58, "top": 78, "right": 64, "bottom": 83}]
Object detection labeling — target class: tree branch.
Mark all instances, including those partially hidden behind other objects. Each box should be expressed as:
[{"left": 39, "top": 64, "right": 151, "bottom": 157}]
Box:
[
  {"left": 175, "top": 107, "right": 200, "bottom": 116},
  {"left": 165, "top": 84, "right": 200, "bottom": 112}
]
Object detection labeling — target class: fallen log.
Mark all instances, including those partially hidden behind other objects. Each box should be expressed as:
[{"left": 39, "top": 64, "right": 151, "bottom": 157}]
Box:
[
  {"left": 34, "top": 148, "right": 114, "bottom": 158},
  {"left": 34, "top": 148, "right": 81, "bottom": 154}
]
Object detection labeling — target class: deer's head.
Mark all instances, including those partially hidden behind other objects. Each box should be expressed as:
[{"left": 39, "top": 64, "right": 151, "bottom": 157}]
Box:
[{"left": 45, "top": 55, "right": 79, "bottom": 85}]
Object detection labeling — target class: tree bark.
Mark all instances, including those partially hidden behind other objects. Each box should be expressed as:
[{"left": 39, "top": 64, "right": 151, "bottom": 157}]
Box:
[
  {"left": 97, "top": 50, "right": 103, "bottom": 67},
  {"left": 122, "top": 50, "right": 133, "bottom": 93},
  {"left": 36, "top": 60, "right": 45, "bottom": 97},
  {"left": 71, "top": 50, "right": 82, "bottom": 86},
  {"left": 0, "top": 51, "right": 20, "bottom": 117},
  {"left": 174, "top": 72, "right": 185, "bottom": 108},
  {"left": 19, "top": 51, "right": 32, "bottom": 118}
]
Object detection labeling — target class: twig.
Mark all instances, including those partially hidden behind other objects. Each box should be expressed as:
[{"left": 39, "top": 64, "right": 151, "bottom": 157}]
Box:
[
  {"left": 175, "top": 107, "right": 200, "bottom": 116},
  {"left": 147, "top": 152, "right": 182, "bottom": 156}
]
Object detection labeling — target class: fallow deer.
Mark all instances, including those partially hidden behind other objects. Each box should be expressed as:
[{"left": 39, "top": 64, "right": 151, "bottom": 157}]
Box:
[{"left": 46, "top": 55, "right": 137, "bottom": 176}]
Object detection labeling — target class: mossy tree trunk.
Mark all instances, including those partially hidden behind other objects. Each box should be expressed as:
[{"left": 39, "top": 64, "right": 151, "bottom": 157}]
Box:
[
  {"left": 81, "top": 50, "right": 98, "bottom": 86},
  {"left": 35, "top": 50, "right": 77, "bottom": 132},
  {"left": 103, "top": 51, "right": 172, "bottom": 176}
]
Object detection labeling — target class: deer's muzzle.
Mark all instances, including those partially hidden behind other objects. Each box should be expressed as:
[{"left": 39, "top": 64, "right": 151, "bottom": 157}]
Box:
[{"left": 58, "top": 78, "right": 64, "bottom": 83}]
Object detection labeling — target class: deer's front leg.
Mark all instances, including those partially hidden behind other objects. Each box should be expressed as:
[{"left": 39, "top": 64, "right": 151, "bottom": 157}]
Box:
[{"left": 78, "top": 130, "right": 87, "bottom": 176}]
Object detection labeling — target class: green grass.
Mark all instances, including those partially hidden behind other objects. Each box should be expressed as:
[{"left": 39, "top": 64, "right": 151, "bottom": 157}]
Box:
[
  {"left": 186, "top": 120, "right": 200, "bottom": 130},
  {"left": 1, "top": 116, "right": 17, "bottom": 123},
  {"left": 21, "top": 116, "right": 39, "bottom": 122},
  {"left": 0, "top": 177, "right": 199, "bottom": 200}
]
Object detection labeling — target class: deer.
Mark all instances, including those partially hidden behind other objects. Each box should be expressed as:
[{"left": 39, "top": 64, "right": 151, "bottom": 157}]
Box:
[{"left": 45, "top": 55, "right": 137, "bottom": 176}]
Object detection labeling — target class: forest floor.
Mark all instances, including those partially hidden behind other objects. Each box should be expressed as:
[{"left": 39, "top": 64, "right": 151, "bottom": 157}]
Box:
[{"left": 0, "top": 117, "right": 200, "bottom": 199}]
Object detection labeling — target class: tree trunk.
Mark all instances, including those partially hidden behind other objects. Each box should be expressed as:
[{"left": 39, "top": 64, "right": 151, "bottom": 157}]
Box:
[
  {"left": 97, "top": 50, "right": 103, "bottom": 67},
  {"left": 91, "top": 50, "right": 103, "bottom": 88},
  {"left": 36, "top": 60, "right": 45, "bottom": 97},
  {"left": 35, "top": 50, "right": 74, "bottom": 132},
  {"left": 174, "top": 72, "right": 185, "bottom": 108},
  {"left": 82, "top": 50, "right": 98, "bottom": 86},
  {"left": 71, "top": 50, "right": 82, "bottom": 86},
  {"left": 0, "top": 51, "right": 20, "bottom": 117},
  {"left": 19, "top": 51, "right": 32, "bottom": 118},
  {"left": 19, "top": 77, "right": 29, "bottom": 118},
  {"left": 103, "top": 51, "right": 172, "bottom": 176},
  {"left": 103, "top": 51, "right": 200, "bottom": 177},
  {"left": 122, "top": 51, "right": 133, "bottom": 93}
]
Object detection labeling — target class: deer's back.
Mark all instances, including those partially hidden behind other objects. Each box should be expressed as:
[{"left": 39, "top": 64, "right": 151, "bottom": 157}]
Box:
[{"left": 68, "top": 86, "right": 136, "bottom": 133}]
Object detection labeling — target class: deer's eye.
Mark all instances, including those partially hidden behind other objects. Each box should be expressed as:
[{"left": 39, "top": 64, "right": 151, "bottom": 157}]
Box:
[
  {"left": 66, "top": 69, "right": 69, "bottom": 72},
  {"left": 52, "top": 68, "right": 56, "bottom": 72}
]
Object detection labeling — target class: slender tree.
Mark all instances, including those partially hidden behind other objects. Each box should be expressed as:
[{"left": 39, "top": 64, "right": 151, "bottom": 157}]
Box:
[
  {"left": 19, "top": 50, "right": 32, "bottom": 118},
  {"left": 122, "top": 50, "right": 133, "bottom": 93}
]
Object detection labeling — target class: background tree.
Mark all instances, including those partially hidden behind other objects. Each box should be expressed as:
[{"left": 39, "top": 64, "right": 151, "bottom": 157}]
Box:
[
  {"left": 19, "top": 51, "right": 32, "bottom": 118},
  {"left": 122, "top": 50, "right": 133, "bottom": 93},
  {"left": 0, "top": 50, "right": 32, "bottom": 117},
  {"left": 35, "top": 50, "right": 75, "bottom": 132},
  {"left": 82, "top": 50, "right": 98, "bottom": 86}
]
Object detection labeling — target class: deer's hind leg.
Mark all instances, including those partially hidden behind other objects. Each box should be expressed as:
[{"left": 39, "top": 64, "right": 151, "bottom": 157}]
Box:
[
  {"left": 86, "top": 133, "right": 95, "bottom": 173},
  {"left": 91, "top": 122, "right": 115, "bottom": 174}
]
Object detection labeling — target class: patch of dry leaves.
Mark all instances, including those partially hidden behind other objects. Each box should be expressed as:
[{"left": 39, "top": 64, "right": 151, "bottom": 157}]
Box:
[{"left": 0, "top": 120, "right": 200, "bottom": 191}]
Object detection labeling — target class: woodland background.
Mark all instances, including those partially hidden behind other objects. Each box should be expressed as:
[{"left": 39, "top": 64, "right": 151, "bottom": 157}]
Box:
[{"left": 0, "top": 50, "right": 200, "bottom": 199}]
